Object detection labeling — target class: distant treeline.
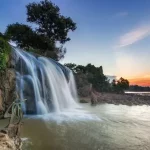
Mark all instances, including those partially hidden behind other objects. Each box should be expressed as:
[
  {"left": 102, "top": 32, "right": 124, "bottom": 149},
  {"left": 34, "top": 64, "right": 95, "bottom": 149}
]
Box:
[
  {"left": 129, "top": 85, "right": 150, "bottom": 91},
  {"left": 65, "top": 63, "right": 129, "bottom": 94}
]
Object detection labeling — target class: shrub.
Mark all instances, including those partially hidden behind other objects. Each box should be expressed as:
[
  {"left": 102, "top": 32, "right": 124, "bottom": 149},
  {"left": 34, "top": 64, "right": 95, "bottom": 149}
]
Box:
[{"left": 0, "top": 37, "right": 11, "bottom": 71}]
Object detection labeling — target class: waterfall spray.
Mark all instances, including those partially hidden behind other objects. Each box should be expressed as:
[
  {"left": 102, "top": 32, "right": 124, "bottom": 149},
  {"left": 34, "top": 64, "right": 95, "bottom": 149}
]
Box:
[{"left": 12, "top": 47, "right": 79, "bottom": 114}]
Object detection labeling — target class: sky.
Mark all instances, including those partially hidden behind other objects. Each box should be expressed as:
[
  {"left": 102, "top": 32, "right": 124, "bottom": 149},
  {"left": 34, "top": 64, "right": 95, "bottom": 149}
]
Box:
[{"left": 0, "top": 0, "right": 150, "bottom": 86}]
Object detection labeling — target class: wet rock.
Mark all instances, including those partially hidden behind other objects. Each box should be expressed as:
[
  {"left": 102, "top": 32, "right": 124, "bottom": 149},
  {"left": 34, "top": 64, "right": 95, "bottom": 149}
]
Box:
[
  {"left": 91, "top": 91, "right": 98, "bottom": 105},
  {"left": 0, "top": 124, "right": 22, "bottom": 150},
  {"left": 0, "top": 133, "right": 16, "bottom": 150}
]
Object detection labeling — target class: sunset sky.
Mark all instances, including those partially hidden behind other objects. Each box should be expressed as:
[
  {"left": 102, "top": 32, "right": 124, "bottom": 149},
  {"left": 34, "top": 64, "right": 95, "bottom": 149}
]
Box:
[{"left": 0, "top": 0, "right": 150, "bottom": 86}]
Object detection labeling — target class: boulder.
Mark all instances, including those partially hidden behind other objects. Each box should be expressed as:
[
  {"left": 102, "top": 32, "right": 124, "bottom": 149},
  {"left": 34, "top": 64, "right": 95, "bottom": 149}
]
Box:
[
  {"left": 0, "top": 123, "right": 22, "bottom": 150},
  {"left": 0, "top": 133, "right": 16, "bottom": 150}
]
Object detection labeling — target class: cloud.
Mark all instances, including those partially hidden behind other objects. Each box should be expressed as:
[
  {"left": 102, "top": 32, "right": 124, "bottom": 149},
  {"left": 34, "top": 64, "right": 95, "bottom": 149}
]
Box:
[
  {"left": 116, "top": 25, "right": 150, "bottom": 48},
  {"left": 115, "top": 12, "right": 128, "bottom": 18}
]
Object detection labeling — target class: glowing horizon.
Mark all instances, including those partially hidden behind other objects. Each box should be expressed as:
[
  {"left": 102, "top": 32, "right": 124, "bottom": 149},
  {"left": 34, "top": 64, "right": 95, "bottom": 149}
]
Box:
[{"left": 127, "top": 76, "right": 150, "bottom": 86}]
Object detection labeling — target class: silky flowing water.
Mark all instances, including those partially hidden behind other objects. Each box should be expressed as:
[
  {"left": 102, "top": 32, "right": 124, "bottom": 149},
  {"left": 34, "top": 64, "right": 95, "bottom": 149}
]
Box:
[
  {"left": 20, "top": 104, "right": 150, "bottom": 150},
  {"left": 13, "top": 47, "right": 79, "bottom": 115}
]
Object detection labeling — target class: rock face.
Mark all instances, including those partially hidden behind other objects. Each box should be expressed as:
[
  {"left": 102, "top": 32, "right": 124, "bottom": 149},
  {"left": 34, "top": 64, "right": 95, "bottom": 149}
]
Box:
[{"left": 0, "top": 69, "right": 16, "bottom": 118}]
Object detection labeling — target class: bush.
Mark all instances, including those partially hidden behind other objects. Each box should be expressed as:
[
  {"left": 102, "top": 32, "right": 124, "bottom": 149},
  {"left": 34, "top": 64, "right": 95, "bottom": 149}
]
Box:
[{"left": 0, "top": 37, "right": 11, "bottom": 71}]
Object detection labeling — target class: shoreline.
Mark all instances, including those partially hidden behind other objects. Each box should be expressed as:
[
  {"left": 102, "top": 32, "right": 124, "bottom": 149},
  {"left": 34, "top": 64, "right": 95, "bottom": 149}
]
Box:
[{"left": 80, "top": 93, "right": 150, "bottom": 106}]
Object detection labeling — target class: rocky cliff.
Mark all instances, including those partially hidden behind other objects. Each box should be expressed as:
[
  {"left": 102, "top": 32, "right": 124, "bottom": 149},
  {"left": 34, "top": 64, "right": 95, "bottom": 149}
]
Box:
[{"left": 0, "top": 62, "right": 16, "bottom": 118}]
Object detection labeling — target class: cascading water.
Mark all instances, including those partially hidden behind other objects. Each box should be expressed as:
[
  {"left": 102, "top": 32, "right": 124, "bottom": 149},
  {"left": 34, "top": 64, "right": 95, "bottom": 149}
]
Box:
[{"left": 12, "top": 47, "right": 79, "bottom": 114}]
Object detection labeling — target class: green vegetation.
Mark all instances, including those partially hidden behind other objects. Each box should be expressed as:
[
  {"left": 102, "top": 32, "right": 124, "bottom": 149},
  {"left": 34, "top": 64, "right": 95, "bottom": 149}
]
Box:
[
  {"left": 5, "top": 0, "right": 76, "bottom": 60},
  {"left": 8, "top": 99, "right": 26, "bottom": 125},
  {"left": 0, "top": 36, "right": 11, "bottom": 71},
  {"left": 26, "top": 0, "right": 76, "bottom": 44},
  {"left": 111, "top": 77, "right": 129, "bottom": 93},
  {"left": 65, "top": 63, "right": 129, "bottom": 93}
]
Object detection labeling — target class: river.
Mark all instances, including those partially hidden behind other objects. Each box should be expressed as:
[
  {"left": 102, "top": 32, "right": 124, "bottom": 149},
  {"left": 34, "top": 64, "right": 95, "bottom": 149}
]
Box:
[
  {"left": 20, "top": 103, "right": 150, "bottom": 150},
  {"left": 125, "top": 91, "right": 150, "bottom": 96}
]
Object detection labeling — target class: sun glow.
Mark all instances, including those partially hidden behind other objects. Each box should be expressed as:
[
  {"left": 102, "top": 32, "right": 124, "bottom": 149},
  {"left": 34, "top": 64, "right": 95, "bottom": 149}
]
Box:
[{"left": 127, "top": 75, "right": 150, "bottom": 86}]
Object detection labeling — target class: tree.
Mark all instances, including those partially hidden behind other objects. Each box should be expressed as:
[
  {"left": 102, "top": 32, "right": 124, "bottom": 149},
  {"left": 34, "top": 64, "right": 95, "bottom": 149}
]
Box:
[
  {"left": 5, "top": 23, "right": 56, "bottom": 50},
  {"left": 117, "top": 77, "right": 129, "bottom": 90},
  {"left": 5, "top": 23, "right": 36, "bottom": 49},
  {"left": 0, "top": 32, "right": 4, "bottom": 38},
  {"left": 5, "top": 0, "right": 77, "bottom": 60},
  {"left": 5, "top": 23, "right": 66, "bottom": 60},
  {"left": 64, "top": 63, "right": 77, "bottom": 73},
  {"left": 76, "top": 65, "right": 86, "bottom": 74},
  {"left": 26, "top": 0, "right": 76, "bottom": 44},
  {"left": 112, "top": 77, "right": 129, "bottom": 93},
  {"left": 99, "top": 66, "right": 103, "bottom": 75},
  {"left": 0, "top": 32, "right": 8, "bottom": 40},
  {"left": 88, "top": 73, "right": 110, "bottom": 92},
  {"left": 86, "top": 63, "right": 97, "bottom": 74},
  {"left": 65, "top": 63, "right": 110, "bottom": 92},
  {"left": 85, "top": 64, "right": 103, "bottom": 75}
]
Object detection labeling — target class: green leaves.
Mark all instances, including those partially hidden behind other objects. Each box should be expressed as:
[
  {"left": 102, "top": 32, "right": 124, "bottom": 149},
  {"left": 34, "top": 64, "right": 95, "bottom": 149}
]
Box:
[
  {"left": 0, "top": 52, "right": 6, "bottom": 70},
  {"left": 26, "top": 0, "right": 76, "bottom": 44},
  {"left": 65, "top": 63, "right": 110, "bottom": 92},
  {"left": 0, "top": 37, "right": 11, "bottom": 71},
  {"left": 5, "top": 23, "right": 34, "bottom": 49}
]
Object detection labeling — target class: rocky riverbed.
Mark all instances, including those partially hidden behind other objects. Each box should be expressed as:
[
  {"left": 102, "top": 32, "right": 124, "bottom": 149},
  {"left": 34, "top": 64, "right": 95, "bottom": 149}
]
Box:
[{"left": 80, "top": 93, "right": 150, "bottom": 106}]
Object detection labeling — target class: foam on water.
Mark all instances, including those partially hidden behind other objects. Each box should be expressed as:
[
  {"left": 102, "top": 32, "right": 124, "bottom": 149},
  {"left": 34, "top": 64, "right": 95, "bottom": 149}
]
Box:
[{"left": 25, "top": 109, "right": 101, "bottom": 124}]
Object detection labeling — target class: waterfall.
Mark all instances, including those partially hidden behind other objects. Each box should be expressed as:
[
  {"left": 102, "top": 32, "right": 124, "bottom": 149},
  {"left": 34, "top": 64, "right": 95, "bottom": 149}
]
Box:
[{"left": 12, "top": 47, "right": 79, "bottom": 114}]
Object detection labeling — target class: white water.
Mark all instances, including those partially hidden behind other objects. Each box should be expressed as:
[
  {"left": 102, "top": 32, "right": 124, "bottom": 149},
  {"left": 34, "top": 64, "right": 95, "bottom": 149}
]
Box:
[{"left": 13, "top": 47, "right": 79, "bottom": 114}]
